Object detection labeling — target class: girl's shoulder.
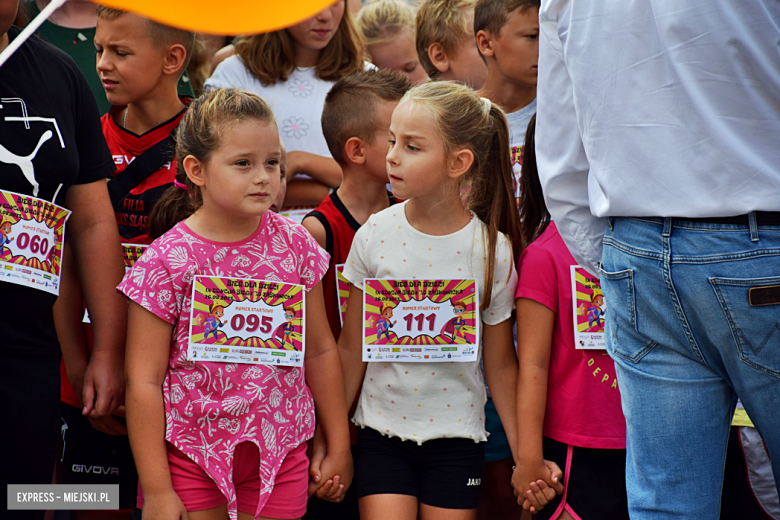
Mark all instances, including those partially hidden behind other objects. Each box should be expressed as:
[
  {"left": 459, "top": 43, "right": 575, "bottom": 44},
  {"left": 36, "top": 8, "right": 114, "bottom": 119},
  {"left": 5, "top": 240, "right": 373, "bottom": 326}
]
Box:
[
  {"left": 143, "top": 222, "right": 199, "bottom": 265},
  {"left": 263, "top": 211, "right": 328, "bottom": 256},
  {"left": 363, "top": 202, "right": 407, "bottom": 231},
  {"left": 206, "top": 54, "right": 257, "bottom": 91}
]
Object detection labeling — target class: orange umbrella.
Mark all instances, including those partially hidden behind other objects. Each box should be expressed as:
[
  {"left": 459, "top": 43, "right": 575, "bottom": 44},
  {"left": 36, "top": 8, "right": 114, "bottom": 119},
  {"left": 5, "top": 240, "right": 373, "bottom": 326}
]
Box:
[
  {"left": 96, "top": 0, "right": 338, "bottom": 34},
  {"left": 0, "top": 0, "right": 337, "bottom": 67}
]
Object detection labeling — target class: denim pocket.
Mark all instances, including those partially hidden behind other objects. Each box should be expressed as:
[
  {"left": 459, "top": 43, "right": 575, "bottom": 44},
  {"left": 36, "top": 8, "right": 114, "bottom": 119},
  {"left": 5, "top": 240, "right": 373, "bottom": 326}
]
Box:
[
  {"left": 600, "top": 268, "right": 656, "bottom": 363},
  {"left": 710, "top": 276, "right": 780, "bottom": 379}
]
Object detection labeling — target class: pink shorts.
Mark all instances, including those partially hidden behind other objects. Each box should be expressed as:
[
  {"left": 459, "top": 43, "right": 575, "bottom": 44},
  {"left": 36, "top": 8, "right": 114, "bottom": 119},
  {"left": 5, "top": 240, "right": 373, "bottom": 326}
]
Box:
[{"left": 139, "top": 441, "right": 309, "bottom": 518}]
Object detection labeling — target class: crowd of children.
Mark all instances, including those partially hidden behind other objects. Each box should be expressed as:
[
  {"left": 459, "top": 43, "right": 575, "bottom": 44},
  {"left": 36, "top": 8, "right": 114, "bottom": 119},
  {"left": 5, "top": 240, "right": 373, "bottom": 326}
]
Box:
[{"left": 1, "top": 0, "right": 777, "bottom": 519}]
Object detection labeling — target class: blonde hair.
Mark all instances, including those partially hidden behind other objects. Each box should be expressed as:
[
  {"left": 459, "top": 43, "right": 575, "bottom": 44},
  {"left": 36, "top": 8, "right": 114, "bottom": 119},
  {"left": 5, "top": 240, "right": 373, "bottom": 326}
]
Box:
[
  {"left": 148, "top": 88, "right": 276, "bottom": 239},
  {"left": 357, "top": 0, "right": 415, "bottom": 49},
  {"left": 234, "top": 0, "right": 365, "bottom": 86},
  {"left": 402, "top": 81, "right": 522, "bottom": 310},
  {"left": 415, "top": 0, "right": 475, "bottom": 80}
]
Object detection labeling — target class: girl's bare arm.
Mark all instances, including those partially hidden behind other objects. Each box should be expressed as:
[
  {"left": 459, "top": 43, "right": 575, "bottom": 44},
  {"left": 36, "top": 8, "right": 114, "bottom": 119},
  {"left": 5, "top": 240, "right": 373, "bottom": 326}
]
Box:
[{"left": 126, "top": 303, "right": 187, "bottom": 517}]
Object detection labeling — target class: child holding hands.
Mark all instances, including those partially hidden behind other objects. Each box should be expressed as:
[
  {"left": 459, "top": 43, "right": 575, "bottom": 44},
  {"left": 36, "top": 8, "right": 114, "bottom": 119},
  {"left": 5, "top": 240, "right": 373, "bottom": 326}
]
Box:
[
  {"left": 338, "top": 81, "right": 553, "bottom": 519},
  {"left": 120, "top": 88, "right": 352, "bottom": 520},
  {"left": 512, "top": 116, "right": 628, "bottom": 519}
]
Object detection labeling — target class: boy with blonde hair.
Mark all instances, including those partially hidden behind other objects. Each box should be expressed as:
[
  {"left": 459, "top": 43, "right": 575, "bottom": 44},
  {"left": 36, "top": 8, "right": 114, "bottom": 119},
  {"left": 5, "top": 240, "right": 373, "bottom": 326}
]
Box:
[{"left": 415, "top": 0, "right": 487, "bottom": 88}]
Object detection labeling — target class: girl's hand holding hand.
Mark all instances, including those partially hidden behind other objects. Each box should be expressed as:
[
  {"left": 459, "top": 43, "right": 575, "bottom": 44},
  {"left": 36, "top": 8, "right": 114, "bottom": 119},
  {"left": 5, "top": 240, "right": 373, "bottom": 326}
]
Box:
[
  {"left": 512, "top": 458, "right": 564, "bottom": 513},
  {"left": 142, "top": 489, "right": 189, "bottom": 520},
  {"left": 308, "top": 438, "right": 353, "bottom": 503}
]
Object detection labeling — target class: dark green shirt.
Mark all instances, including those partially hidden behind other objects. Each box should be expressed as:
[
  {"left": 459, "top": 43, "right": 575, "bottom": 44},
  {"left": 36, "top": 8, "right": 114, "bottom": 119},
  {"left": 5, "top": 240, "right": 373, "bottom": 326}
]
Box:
[{"left": 25, "top": 1, "right": 194, "bottom": 115}]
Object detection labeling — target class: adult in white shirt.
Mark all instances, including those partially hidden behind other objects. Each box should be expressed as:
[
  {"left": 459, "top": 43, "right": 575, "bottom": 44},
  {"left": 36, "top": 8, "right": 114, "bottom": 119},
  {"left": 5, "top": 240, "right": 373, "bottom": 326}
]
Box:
[
  {"left": 206, "top": 0, "right": 365, "bottom": 208},
  {"left": 535, "top": 1, "right": 780, "bottom": 518}
]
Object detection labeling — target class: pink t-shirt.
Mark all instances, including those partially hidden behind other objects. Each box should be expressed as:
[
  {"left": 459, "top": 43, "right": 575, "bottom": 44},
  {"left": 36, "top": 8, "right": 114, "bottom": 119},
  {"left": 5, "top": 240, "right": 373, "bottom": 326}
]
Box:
[
  {"left": 117, "top": 212, "right": 329, "bottom": 519},
  {"left": 515, "top": 223, "right": 625, "bottom": 449}
]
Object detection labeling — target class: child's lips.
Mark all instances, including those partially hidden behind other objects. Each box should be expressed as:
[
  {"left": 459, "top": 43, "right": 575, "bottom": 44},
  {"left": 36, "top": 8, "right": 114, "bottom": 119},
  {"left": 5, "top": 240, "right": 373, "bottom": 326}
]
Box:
[
  {"left": 249, "top": 192, "right": 270, "bottom": 199},
  {"left": 101, "top": 78, "right": 118, "bottom": 90},
  {"left": 388, "top": 174, "right": 402, "bottom": 182}
]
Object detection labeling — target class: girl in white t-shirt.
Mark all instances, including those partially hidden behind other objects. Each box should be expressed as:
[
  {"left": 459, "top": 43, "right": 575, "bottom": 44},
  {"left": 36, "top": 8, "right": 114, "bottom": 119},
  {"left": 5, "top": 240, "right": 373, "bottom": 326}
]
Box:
[
  {"left": 338, "top": 81, "right": 522, "bottom": 519},
  {"left": 205, "top": 0, "right": 365, "bottom": 208}
]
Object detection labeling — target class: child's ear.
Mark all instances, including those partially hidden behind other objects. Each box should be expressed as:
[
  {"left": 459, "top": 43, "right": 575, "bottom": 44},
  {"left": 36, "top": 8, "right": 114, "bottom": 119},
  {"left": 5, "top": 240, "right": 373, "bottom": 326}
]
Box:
[
  {"left": 183, "top": 155, "right": 206, "bottom": 187},
  {"left": 448, "top": 148, "right": 474, "bottom": 179},
  {"left": 162, "top": 43, "right": 187, "bottom": 76},
  {"left": 427, "top": 43, "right": 450, "bottom": 74},
  {"left": 344, "top": 137, "right": 367, "bottom": 165},
  {"left": 476, "top": 30, "right": 494, "bottom": 59}
]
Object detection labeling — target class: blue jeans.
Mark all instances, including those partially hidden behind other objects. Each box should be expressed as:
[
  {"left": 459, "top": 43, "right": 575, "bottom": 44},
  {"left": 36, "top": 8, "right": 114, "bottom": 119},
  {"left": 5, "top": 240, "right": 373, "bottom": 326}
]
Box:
[{"left": 600, "top": 216, "right": 780, "bottom": 519}]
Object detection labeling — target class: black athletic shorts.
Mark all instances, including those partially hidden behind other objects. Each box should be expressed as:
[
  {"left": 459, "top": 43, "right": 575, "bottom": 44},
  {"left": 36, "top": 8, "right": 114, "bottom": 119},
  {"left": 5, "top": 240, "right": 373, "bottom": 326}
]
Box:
[
  {"left": 59, "top": 403, "right": 139, "bottom": 510},
  {"left": 535, "top": 436, "right": 629, "bottom": 520},
  {"left": 354, "top": 426, "right": 485, "bottom": 510}
]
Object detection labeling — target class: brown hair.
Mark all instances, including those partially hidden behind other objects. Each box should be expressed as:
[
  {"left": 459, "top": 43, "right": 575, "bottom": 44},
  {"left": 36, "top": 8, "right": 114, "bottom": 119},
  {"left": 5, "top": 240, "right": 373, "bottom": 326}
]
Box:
[
  {"left": 403, "top": 81, "right": 523, "bottom": 310},
  {"left": 233, "top": 0, "right": 365, "bottom": 86},
  {"left": 357, "top": 0, "right": 416, "bottom": 49},
  {"left": 96, "top": 6, "right": 196, "bottom": 69},
  {"left": 284, "top": 307, "right": 296, "bottom": 315},
  {"left": 148, "top": 88, "right": 276, "bottom": 239},
  {"left": 517, "top": 114, "right": 550, "bottom": 245},
  {"left": 415, "top": 0, "right": 475, "bottom": 80},
  {"left": 474, "top": 0, "right": 539, "bottom": 37},
  {"left": 322, "top": 68, "right": 412, "bottom": 165}
]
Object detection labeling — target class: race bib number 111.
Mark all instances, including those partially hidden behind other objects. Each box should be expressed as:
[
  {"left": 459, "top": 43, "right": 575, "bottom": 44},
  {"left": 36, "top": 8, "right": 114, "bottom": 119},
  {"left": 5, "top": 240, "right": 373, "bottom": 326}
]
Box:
[
  {"left": 362, "top": 278, "right": 479, "bottom": 362},
  {"left": 188, "top": 276, "right": 305, "bottom": 367}
]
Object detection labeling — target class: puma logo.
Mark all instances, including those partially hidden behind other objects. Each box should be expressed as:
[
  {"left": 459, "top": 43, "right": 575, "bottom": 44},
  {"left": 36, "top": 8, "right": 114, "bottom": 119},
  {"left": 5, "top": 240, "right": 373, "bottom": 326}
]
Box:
[{"left": 0, "top": 130, "right": 52, "bottom": 197}]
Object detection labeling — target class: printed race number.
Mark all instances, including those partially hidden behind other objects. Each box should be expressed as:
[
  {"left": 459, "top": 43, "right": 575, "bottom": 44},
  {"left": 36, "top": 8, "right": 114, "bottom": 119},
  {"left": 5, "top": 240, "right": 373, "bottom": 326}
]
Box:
[
  {"left": 362, "top": 278, "right": 479, "bottom": 363},
  {"left": 188, "top": 276, "right": 305, "bottom": 367},
  {"left": 0, "top": 189, "right": 70, "bottom": 295}
]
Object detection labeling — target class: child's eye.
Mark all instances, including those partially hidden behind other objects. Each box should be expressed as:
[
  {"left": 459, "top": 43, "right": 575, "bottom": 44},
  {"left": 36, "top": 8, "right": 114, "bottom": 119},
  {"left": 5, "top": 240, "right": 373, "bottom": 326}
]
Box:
[
  {"left": 406, "top": 145, "right": 419, "bottom": 152},
  {"left": 115, "top": 50, "right": 128, "bottom": 57},
  {"left": 236, "top": 159, "right": 250, "bottom": 167},
  {"left": 526, "top": 34, "right": 538, "bottom": 40},
  {"left": 388, "top": 139, "right": 396, "bottom": 146},
  {"left": 267, "top": 159, "right": 279, "bottom": 166}
]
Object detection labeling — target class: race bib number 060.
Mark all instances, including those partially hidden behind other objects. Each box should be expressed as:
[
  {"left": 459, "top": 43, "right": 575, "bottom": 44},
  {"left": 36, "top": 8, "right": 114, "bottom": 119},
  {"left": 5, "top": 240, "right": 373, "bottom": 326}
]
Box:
[
  {"left": 188, "top": 276, "right": 305, "bottom": 367},
  {"left": 362, "top": 278, "right": 479, "bottom": 363},
  {"left": 0, "top": 189, "right": 70, "bottom": 295}
]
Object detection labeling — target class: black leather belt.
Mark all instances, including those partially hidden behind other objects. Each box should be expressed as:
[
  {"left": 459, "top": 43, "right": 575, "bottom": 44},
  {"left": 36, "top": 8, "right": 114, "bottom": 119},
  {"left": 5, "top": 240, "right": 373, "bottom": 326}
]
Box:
[{"left": 673, "top": 212, "right": 780, "bottom": 226}]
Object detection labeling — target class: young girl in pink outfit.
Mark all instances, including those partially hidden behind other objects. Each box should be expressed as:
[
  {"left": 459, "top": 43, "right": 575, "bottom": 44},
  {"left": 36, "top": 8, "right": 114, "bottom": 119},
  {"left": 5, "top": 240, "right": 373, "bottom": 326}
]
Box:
[
  {"left": 511, "top": 115, "right": 628, "bottom": 520},
  {"left": 118, "top": 88, "right": 352, "bottom": 520}
]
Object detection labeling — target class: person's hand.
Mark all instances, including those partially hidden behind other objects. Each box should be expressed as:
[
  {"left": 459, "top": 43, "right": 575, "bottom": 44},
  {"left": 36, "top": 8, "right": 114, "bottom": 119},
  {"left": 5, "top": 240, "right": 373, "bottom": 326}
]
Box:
[
  {"left": 308, "top": 432, "right": 353, "bottom": 503},
  {"left": 82, "top": 349, "right": 125, "bottom": 418},
  {"left": 513, "top": 458, "right": 564, "bottom": 512},
  {"left": 141, "top": 489, "right": 188, "bottom": 520},
  {"left": 308, "top": 426, "right": 328, "bottom": 496}
]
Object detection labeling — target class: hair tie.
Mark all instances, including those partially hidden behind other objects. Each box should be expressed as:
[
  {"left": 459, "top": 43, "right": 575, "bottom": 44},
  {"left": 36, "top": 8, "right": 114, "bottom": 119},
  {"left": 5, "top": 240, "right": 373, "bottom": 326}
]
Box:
[
  {"left": 173, "top": 179, "right": 190, "bottom": 191},
  {"left": 480, "top": 96, "right": 492, "bottom": 113}
]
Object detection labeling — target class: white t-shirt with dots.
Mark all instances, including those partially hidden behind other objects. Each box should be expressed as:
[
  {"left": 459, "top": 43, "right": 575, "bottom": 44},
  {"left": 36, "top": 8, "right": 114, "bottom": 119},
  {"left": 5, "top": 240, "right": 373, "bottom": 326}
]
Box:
[{"left": 342, "top": 201, "right": 517, "bottom": 444}]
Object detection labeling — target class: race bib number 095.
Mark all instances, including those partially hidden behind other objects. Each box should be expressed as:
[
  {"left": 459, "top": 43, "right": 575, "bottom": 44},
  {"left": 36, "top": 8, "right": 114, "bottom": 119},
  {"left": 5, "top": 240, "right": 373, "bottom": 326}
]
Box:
[
  {"left": 0, "top": 189, "right": 70, "bottom": 295},
  {"left": 188, "top": 276, "right": 305, "bottom": 367},
  {"left": 362, "top": 278, "right": 479, "bottom": 363}
]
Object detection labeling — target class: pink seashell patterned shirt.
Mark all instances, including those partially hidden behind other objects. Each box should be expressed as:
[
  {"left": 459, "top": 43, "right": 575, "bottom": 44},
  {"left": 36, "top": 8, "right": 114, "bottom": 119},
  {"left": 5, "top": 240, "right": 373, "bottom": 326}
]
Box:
[{"left": 117, "top": 211, "right": 329, "bottom": 519}]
